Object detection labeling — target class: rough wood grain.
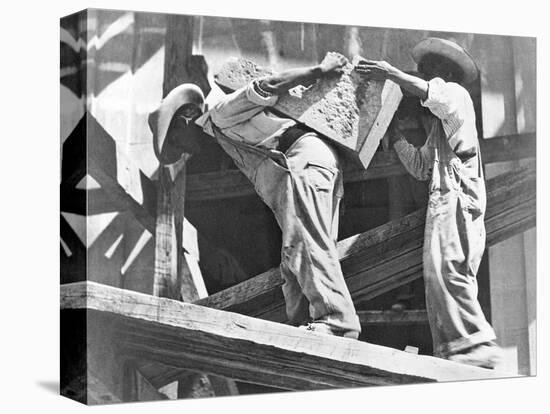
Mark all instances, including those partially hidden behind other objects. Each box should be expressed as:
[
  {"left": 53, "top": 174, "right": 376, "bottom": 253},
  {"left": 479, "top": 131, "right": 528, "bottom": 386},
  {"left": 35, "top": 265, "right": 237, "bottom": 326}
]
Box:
[
  {"left": 195, "top": 162, "right": 536, "bottom": 322},
  {"left": 214, "top": 56, "right": 402, "bottom": 169},
  {"left": 61, "top": 281, "right": 502, "bottom": 390}
]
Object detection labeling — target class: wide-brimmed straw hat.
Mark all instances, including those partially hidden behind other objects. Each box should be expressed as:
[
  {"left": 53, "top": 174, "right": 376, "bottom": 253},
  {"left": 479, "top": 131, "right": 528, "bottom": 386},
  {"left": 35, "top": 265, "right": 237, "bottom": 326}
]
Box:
[
  {"left": 148, "top": 83, "right": 205, "bottom": 163},
  {"left": 412, "top": 37, "right": 478, "bottom": 83}
]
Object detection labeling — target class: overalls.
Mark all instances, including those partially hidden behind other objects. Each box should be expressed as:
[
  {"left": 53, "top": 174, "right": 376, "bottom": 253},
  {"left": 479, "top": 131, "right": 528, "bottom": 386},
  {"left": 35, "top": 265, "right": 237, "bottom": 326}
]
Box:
[
  {"left": 394, "top": 78, "right": 496, "bottom": 357},
  {"left": 197, "top": 82, "right": 361, "bottom": 335}
]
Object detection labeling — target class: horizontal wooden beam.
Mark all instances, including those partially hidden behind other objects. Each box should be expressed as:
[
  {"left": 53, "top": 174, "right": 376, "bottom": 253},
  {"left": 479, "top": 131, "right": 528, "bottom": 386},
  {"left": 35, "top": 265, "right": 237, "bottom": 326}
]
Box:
[
  {"left": 61, "top": 281, "right": 501, "bottom": 391},
  {"left": 358, "top": 310, "right": 428, "bottom": 326},
  {"left": 195, "top": 162, "right": 536, "bottom": 322},
  {"left": 186, "top": 132, "right": 535, "bottom": 202}
]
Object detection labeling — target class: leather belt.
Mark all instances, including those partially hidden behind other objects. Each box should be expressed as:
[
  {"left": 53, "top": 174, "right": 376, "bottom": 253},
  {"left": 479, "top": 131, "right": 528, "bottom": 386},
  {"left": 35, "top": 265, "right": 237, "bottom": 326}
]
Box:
[{"left": 277, "top": 123, "right": 313, "bottom": 153}]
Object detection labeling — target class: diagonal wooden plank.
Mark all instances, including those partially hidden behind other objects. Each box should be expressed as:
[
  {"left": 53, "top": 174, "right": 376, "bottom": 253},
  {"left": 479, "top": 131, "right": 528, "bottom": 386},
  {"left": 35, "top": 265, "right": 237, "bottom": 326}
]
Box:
[
  {"left": 61, "top": 281, "right": 502, "bottom": 393},
  {"left": 195, "top": 162, "right": 535, "bottom": 322}
]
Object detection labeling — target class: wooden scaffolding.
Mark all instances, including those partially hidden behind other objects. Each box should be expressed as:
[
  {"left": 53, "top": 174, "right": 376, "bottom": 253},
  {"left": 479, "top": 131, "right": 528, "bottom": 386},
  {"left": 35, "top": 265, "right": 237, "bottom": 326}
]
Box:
[
  {"left": 59, "top": 104, "right": 535, "bottom": 402},
  {"left": 60, "top": 11, "right": 536, "bottom": 404}
]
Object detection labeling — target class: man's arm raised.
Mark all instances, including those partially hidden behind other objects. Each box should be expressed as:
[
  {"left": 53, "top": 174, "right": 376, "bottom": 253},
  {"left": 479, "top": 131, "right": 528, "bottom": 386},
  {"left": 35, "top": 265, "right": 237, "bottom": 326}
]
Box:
[
  {"left": 354, "top": 59, "right": 429, "bottom": 101},
  {"left": 259, "top": 52, "right": 347, "bottom": 96}
]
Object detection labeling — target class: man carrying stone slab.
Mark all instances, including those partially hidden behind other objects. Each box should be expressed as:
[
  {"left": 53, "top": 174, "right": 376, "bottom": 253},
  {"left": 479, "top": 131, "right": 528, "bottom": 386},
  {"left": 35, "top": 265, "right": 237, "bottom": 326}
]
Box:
[
  {"left": 154, "top": 52, "right": 362, "bottom": 339},
  {"left": 355, "top": 38, "right": 503, "bottom": 368}
]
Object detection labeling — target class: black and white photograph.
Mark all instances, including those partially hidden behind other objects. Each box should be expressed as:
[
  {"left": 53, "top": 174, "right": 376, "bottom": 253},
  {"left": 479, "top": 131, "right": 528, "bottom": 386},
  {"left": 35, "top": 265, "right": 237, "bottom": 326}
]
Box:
[
  {"left": 2, "top": 1, "right": 547, "bottom": 413},
  {"left": 59, "top": 5, "right": 538, "bottom": 404}
]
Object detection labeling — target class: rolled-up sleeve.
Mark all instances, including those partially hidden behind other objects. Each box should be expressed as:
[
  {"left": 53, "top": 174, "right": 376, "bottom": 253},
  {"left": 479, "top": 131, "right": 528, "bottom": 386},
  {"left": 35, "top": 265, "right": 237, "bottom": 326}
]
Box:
[
  {"left": 247, "top": 79, "right": 279, "bottom": 106},
  {"left": 196, "top": 78, "right": 293, "bottom": 146},
  {"left": 421, "top": 77, "right": 470, "bottom": 137},
  {"left": 201, "top": 79, "right": 278, "bottom": 131}
]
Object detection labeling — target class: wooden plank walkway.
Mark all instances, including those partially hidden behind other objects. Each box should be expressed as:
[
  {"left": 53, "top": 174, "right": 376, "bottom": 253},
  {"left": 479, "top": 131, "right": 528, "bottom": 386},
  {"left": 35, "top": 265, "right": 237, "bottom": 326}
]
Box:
[{"left": 61, "top": 281, "right": 503, "bottom": 392}]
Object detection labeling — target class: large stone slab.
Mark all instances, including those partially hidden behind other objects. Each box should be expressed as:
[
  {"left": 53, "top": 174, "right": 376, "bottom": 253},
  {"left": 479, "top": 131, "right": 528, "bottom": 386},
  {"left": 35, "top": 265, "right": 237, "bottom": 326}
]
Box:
[{"left": 214, "top": 55, "right": 403, "bottom": 169}]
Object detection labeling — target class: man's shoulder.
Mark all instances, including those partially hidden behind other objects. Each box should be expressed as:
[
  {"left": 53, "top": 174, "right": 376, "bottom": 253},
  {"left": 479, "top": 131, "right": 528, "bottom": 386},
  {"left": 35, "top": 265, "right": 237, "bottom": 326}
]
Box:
[{"left": 445, "top": 81, "right": 471, "bottom": 99}]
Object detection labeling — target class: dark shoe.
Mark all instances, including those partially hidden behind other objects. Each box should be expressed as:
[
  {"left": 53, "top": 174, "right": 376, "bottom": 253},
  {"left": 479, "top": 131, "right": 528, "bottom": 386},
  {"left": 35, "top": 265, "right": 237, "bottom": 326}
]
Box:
[
  {"left": 448, "top": 342, "right": 503, "bottom": 369},
  {"left": 298, "top": 322, "right": 359, "bottom": 340}
]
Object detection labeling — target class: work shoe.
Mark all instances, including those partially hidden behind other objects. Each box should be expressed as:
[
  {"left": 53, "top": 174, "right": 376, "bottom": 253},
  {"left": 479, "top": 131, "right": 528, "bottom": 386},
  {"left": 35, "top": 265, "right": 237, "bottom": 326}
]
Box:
[
  {"left": 298, "top": 322, "right": 359, "bottom": 340},
  {"left": 447, "top": 342, "right": 503, "bottom": 369}
]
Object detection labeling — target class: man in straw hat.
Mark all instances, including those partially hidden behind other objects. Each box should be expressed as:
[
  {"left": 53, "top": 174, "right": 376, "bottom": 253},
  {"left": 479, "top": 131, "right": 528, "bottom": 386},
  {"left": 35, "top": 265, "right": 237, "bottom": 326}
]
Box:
[
  {"left": 355, "top": 38, "right": 503, "bottom": 369},
  {"left": 150, "top": 52, "right": 361, "bottom": 340}
]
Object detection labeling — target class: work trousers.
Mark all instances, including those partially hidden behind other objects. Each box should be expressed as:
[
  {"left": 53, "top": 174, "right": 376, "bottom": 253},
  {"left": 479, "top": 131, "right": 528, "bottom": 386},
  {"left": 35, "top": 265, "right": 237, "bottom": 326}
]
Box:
[
  {"left": 395, "top": 118, "right": 497, "bottom": 357},
  {"left": 424, "top": 154, "right": 496, "bottom": 357},
  {"left": 214, "top": 130, "right": 361, "bottom": 335}
]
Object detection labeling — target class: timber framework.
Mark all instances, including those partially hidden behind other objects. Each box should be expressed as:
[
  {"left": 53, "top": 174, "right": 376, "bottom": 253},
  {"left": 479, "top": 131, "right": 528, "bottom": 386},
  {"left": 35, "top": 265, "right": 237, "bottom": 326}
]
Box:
[
  {"left": 60, "top": 111, "right": 534, "bottom": 403},
  {"left": 60, "top": 10, "right": 536, "bottom": 405}
]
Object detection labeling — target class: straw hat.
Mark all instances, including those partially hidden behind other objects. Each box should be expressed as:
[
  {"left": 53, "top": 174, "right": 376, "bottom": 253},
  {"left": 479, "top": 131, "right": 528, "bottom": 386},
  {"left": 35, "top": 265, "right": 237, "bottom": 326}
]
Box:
[
  {"left": 412, "top": 37, "right": 478, "bottom": 83},
  {"left": 148, "top": 83, "right": 205, "bottom": 164}
]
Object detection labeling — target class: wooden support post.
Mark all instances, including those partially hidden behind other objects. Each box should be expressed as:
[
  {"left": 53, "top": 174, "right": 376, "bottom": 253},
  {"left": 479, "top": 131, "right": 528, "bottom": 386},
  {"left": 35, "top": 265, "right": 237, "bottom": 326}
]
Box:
[
  {"left": 148, "top": 13, "right": 237, "bottom": 398},
  {"left": 153, "top": 163, "right": 197, "bottom": 300}
]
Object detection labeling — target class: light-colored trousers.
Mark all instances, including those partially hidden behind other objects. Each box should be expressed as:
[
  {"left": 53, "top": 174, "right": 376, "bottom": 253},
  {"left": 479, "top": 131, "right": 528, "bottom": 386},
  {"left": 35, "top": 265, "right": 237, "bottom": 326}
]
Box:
[
  {"left": 214, "top": 131, "right": 361, "bottom": 335},
  {"left": 395, "top": 119, "right": 496, "bottom": 357}
]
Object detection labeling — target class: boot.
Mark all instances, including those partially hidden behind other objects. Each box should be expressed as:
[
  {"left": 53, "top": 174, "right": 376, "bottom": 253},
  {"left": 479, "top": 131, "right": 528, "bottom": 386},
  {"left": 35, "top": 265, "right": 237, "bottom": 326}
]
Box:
[{"left": 447, "top": 342, "right": 503, "bottom": 369}]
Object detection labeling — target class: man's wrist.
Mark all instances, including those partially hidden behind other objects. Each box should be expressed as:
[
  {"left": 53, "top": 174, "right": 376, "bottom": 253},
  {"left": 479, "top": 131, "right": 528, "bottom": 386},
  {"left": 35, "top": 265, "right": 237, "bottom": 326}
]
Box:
[
  {"left": 313, "top": 64, "right": 325, "bottom": 76},
  {"left": 254, "top": 79, "right": 274, "bottom": 98},
  {"left": 386, "top": 66, "right": 403, "bottom": 83}
]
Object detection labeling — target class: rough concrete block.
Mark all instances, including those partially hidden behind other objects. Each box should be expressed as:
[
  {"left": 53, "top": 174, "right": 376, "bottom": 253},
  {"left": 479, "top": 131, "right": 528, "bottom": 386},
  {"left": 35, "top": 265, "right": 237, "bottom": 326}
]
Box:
[{"left": 214, "top": 55, "right": 403, "bottom": 169}]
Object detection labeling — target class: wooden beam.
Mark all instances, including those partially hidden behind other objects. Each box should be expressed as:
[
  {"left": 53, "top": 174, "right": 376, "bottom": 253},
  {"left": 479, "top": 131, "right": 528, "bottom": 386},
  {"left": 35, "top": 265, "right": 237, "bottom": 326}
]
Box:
[
  {"left": 62, "top": 281, "right": 501, "bottom": 392},
  {"left": 195, "top": 162, "right": 536, "bottom": 322},
  {"left": 357, "top": 310, "right": 428, "bottom": 326},
  {"left": 186, "top": 132, "right": 535, "bottom": 202}
]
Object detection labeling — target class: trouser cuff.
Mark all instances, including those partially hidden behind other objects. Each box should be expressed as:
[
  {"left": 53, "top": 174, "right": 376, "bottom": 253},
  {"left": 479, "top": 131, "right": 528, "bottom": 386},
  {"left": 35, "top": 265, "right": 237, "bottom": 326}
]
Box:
[{"left": 435, "top": 330, "right": 497, "bottom": 358}]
